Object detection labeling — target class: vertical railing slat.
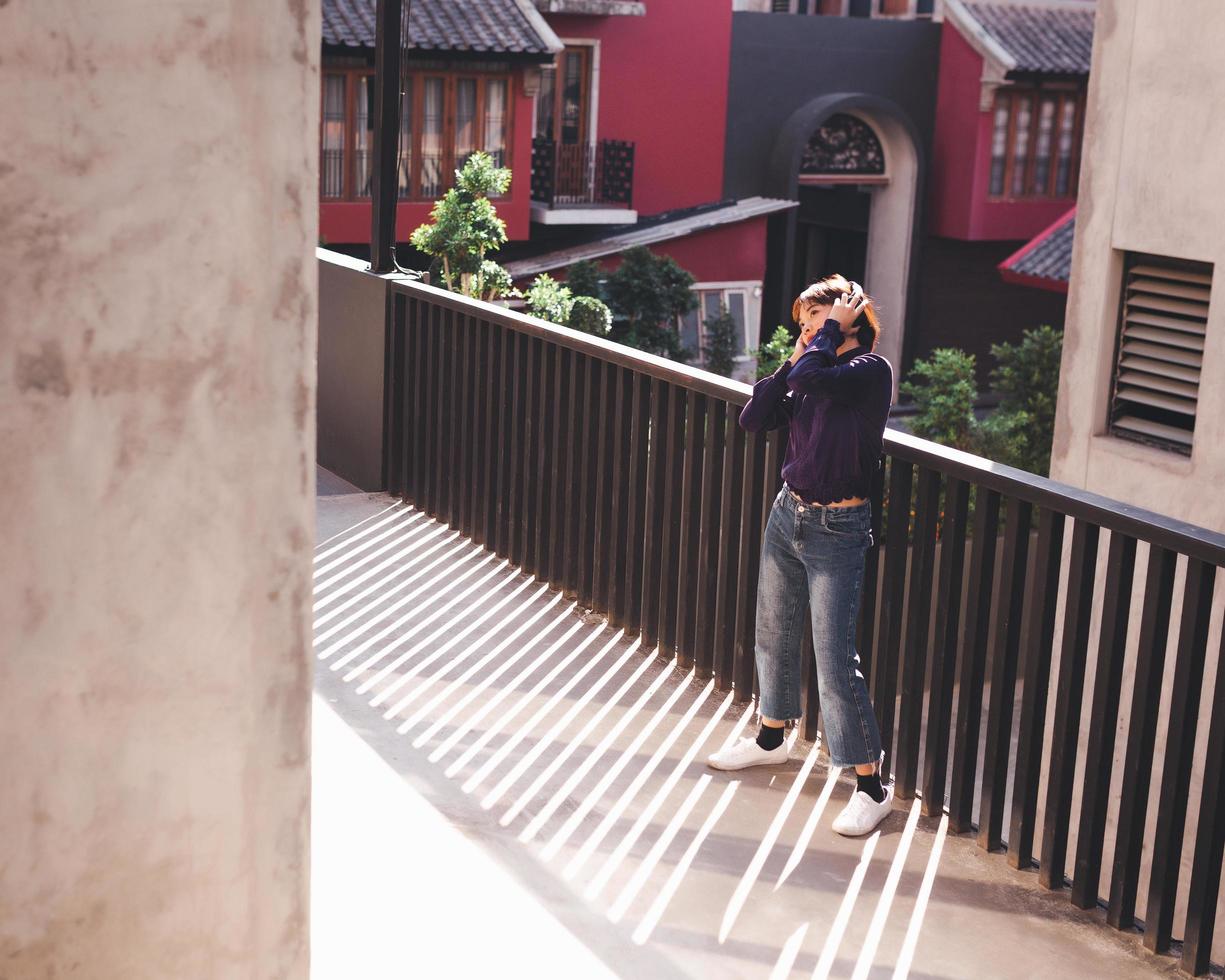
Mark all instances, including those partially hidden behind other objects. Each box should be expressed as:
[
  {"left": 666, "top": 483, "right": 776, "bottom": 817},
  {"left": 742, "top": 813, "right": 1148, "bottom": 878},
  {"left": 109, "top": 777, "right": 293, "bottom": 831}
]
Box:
[
  {"left": 456, "top": 314, "right": 473, "bottom": 535},
  {"left": 506, "top": 329, "right": 525, "bottom": 563},
  {"left": 1181, "top": 595, "right": 1225, "bottom": 976},
  {"left": 1071, "top": 531, "right": 1137, "bottom": 908},
  {"left": 656, "top": 382, "right": 686, "bottom": 661},
  {"left": 1143, "top": 557, "right": 1216, "bottom": 954},
  {"left": 624, "top": 373, "right": 650, "bottom": 632},
  {"left": 475, "top": 318, "right": 493, "bottom": 546},
  {"left": 573, "top": 354, "right": 596, "bottom": 604},
  {"left": 896, "top": 466, "right": 940, "bottom": 799},
  {"left": 590, "top": 362, "right": 614, "bottom": 613},
  {"left": 873, "top": 458, "right": 912, "bottom": 786},
  {"left": 443, "top": 307, "right": 458, "bottom": 529},
  {"left": 1108, "top": 545, "right": 1177, "bottom": 930},
  {"left": 1008, "top": 509, "right": 1066, "bottom": 870},
  {"left": 530, "top": 338, "right": 552, "bottom": 580},
  {"left": 606, "top": 366, "right": 633, "bottom": 626},
  {"left": 857, "top": 462, "right": 886, "bottom": 679},
  {"left": 640, "top": 378, "right": 668, "bottom": 651},
  {"left": 714, "top": 412, "right": 745, "bottom": 693},
  {"left": 674, "top": 390, "right": 705, "bottom": 672},
  {"left": 921, "top": 476, "right": 970, "bottom": 817},
  {"left": 978, "top": 497, "right": 1032, "bottom": 852},
  {"left": 411, "top": 299, "right": 429, "bottom": 508},
  {"left": 1038, "top": 519, "right": 1101, "bottom": 888},
  {"left": 733, "top": 430, "right": 767, "bottom": 702},
  {"left": 693, "top": 398, "right": 725, "bottom": 680},
  {"left": 948, "top": 487, "right": 1000, "bottom": 833},
  {"left": 549, "top": 345, "right": 571, "bottom": 588}
]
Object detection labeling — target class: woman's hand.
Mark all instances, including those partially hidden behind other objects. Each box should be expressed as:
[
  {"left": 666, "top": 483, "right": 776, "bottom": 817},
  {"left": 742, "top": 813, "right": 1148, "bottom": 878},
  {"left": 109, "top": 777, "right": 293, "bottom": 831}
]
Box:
[{"left": 829, "top": 282, "right": 867, "bottom": 337}]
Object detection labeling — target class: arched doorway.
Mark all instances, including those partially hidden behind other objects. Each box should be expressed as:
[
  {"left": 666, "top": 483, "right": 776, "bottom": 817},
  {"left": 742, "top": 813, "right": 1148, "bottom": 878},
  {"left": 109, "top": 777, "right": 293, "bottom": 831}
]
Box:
[
  {"left": 767, "top": 96, "right": 923, "bottom": 392},
  {"left": 793, "top": 113, "right": 884, "bottom": 303}
]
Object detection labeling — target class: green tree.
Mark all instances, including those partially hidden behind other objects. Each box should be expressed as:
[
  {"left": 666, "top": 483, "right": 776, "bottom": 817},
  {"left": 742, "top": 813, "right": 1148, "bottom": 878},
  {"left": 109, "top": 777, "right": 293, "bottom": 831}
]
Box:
[
  {"left": 899, "top": 348, "right": 980, "bottom": 452},
  {"left": 409, "top": 151, "right": 512, "bottom": 299},
  {"left": 989, "top": 325, "right": 1062, "bottom": 475},
  {"left": 750, "top": 325, "right": 794, "bottom": 379},
  {"left": 604, "top": 246, "right": 697, "bottom": 360},
  {"left": 565, "top": 259, "right": 604, "bottom": 301},
  {"left": 703, "top": 304, "right": 740, "bottom": 378}
]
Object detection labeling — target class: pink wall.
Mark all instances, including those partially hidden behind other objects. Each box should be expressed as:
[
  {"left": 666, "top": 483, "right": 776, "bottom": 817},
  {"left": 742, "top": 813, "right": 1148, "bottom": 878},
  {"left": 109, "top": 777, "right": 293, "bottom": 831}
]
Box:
[
  {"left": 929, "top": 26, "right": 1078, "bottom": 242},
  {"left": 646, "top": 217, "right": 769, "bottom": 283},
  {"left": 547, "top": 217, "right": 768, "bottom": 287},
  {"left": 319, "top": 74, "right": 535, "bottom": 245},
  {"left": 546, "top": 3, "right": 731, "bottom": 217},
  {"left": 929, "top": 26, "right": 982, "bottom": 238}
]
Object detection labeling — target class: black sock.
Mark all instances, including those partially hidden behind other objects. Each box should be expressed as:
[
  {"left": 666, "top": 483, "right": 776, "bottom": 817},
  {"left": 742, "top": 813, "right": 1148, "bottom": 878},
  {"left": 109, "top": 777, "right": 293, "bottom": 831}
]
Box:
[
  {"left": 756, "top": 724, "right": 785, "bottom": 751},
  {"left": 856, "top": 771, "right": 885, "bottom": 803}
]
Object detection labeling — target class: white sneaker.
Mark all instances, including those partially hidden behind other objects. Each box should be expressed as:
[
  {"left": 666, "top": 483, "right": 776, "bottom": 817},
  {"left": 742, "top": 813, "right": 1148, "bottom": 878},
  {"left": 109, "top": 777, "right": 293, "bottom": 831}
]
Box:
[
  {"left": 707, "top": 735, "right": 789, "bottom": 771},
  {"left": 831, "top": 780, "right": 894, "bottom": 836}
]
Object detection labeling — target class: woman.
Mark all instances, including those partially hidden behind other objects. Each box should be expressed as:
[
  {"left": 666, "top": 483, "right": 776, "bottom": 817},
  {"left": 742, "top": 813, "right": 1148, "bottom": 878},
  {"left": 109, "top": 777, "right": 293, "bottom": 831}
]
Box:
[{"left": 707, "top": 274, "right": 894, "bottom": 838}]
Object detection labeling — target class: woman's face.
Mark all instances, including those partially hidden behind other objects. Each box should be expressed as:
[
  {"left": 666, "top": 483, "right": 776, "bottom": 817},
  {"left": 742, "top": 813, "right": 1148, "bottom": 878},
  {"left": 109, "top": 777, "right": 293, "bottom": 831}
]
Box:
[{"left": 798, "top": 302, "right": 833, "bottom": 338}]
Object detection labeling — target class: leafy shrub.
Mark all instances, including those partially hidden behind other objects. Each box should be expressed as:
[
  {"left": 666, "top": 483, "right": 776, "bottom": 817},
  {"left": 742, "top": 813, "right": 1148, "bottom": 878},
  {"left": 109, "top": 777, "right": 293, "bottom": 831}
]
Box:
[
  {"left": 989, "top": 325, "right": 1062, "bottom": 476},
  {"left": 523, "top": 273, "right": 614, "bottom": 336},
  {"left": 899, "top": 348, "right": 980, "bottom": 452},
  {"left": 568, "top": 295, "right": 613, "bottom": 336},
  {"left": 750, "top": 325, "right": 794, "bottom": 379}
]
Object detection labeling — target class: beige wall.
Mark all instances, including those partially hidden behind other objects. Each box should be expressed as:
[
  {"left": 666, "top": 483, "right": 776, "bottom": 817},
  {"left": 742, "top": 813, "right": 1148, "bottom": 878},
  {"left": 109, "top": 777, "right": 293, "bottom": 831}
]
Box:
[
  {"left": 1052, "top": 0, "right": 1225, "bottom": 533},
  {"left": 0, "top": 2, "right": 318, "bottom": 977}
]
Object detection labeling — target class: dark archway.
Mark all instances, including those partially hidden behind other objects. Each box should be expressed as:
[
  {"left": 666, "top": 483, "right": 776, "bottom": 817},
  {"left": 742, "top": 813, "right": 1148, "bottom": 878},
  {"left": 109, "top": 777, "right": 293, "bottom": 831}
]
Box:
[{"left": 763, "top": 93, "right": 926, "bottom": 390}]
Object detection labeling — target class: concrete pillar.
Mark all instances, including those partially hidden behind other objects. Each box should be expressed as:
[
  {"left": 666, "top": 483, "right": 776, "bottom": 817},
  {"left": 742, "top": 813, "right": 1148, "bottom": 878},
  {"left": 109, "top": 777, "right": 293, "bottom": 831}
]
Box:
[{"left": 0, "top": 2, "right": 318, "bottom": 977}]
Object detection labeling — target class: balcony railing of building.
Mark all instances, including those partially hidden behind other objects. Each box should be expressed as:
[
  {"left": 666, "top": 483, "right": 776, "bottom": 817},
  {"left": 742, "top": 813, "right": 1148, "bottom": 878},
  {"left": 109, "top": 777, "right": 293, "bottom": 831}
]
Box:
[
  {"left": 376, "top": 277, "right": 1225, "bottom": 977},
  {"left": 530, "top": 137, "right": 635, "bottom": 209}
]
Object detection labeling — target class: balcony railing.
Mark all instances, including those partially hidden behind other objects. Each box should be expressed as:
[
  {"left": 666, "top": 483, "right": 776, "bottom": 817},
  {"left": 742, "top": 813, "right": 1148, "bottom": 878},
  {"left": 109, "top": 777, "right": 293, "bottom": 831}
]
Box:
[
  {"left": 376, "top": 277, "right": 1225, "bottom": 977},
  {"left": 530, "top": 137, "right": 635, "bottom": 209}
]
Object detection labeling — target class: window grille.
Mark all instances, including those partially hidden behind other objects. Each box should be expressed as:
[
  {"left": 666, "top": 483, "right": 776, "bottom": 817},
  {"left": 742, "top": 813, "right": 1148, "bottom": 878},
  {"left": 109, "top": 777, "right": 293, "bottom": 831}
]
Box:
[{"left": 1110, "top": 253, "right": 1213, "bottom": 454}]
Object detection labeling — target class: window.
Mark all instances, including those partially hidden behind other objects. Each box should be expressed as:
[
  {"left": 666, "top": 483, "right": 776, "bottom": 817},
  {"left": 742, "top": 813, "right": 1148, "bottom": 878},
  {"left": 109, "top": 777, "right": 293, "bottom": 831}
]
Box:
[
  {"left": 536, "top": 46, "right": 591, "bottom": 146},
  {"left": 320, "top": 65, "right": 513, "bottom": 202},
  {"left": 676, "top": 284, "right": 761, "bottom": 365},
  {"left": 1109, "top": 253, "right": 1213, "bottom": 454},
  {"left": 988, "top": 87, "right": 1084, "bottom": 199},
  {"left": 321, "top": 75, "right": 346, "bottom": 199}
]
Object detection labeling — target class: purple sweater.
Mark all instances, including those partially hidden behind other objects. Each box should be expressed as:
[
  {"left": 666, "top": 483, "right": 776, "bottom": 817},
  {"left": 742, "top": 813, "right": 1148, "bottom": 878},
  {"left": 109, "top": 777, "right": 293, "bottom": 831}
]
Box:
[{"left": 739, "top": 318, "right": 893, "bottom": 504}]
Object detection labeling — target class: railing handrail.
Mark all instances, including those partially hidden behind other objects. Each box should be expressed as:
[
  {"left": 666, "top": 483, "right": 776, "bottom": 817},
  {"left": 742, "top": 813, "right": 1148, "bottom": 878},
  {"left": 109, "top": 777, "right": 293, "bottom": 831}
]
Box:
[{"left": 389, "top": 276, "right": 1225, "bottom": 567}]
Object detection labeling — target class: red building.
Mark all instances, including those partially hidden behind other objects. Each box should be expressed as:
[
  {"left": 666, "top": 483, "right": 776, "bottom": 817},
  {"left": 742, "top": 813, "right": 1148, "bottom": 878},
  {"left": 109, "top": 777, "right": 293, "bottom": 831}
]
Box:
[
  {"left": 319, "top": 0, "right": 794, "bottom": 380},
  {"left": 914, "top": 0, "right": 1093, "bottom": 378}
]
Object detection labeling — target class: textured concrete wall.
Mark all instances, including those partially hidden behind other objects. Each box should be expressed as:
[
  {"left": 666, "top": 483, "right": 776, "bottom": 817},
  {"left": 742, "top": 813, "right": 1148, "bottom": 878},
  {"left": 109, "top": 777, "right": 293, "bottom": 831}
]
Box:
[
  {"left": 0, "top": 2, "right": 318, "bottom": 977},
  {"left": 1051, "top": 0, "right": 1225, "bottom": 532}
]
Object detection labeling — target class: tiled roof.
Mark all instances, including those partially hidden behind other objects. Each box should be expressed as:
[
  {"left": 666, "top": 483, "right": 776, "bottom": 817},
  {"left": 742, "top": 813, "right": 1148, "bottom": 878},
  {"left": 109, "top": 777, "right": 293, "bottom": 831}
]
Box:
[
  {"left": 999, "top": 208, "right": 1075, "bottom": 291},
  {"left": 958, "top": 1, "right": 1096, "bottom": 75},
  {"left": 322, "top": 0, "right": 561, "bottom": 57}
]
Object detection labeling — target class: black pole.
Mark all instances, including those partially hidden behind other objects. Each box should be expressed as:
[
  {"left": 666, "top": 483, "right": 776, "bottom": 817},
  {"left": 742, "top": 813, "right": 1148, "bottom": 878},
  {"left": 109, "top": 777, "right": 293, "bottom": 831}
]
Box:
[{"left": 369, "top": 0, "right": 403, "bottom": 273}]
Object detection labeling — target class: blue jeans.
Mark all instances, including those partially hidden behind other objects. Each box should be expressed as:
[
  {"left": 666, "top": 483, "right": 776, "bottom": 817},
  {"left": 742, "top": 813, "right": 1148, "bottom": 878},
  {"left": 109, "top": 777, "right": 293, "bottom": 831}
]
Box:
[{"left": 754, "top": 484, "right": 882, "bottom": 769}]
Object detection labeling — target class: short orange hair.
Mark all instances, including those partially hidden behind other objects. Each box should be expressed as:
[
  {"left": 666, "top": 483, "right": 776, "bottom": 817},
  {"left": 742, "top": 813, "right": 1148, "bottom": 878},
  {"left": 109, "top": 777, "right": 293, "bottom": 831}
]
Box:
[{"left": 791, "top": 274, "right": 881, "bottom": 350}]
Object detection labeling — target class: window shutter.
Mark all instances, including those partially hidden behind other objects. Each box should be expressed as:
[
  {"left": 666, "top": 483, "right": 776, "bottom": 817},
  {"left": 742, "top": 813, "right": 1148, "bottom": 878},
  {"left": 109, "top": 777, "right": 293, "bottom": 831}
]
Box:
[{"left": 1110, "top": 253, "right": 1213, "bottom": 453}]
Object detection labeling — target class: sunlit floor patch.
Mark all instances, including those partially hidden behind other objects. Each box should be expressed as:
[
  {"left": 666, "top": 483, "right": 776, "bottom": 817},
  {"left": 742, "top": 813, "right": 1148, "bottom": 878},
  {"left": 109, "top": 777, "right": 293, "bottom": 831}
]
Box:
[{"left": 313, "top": 491, "right": 1162, "bottom": 980}]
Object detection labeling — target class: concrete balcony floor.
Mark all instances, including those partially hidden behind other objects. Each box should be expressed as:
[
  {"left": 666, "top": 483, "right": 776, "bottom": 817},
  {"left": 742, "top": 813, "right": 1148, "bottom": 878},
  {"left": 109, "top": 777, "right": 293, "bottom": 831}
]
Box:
[{"left": 311, "top": 471, "right": 1179, "bottom": 979}]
